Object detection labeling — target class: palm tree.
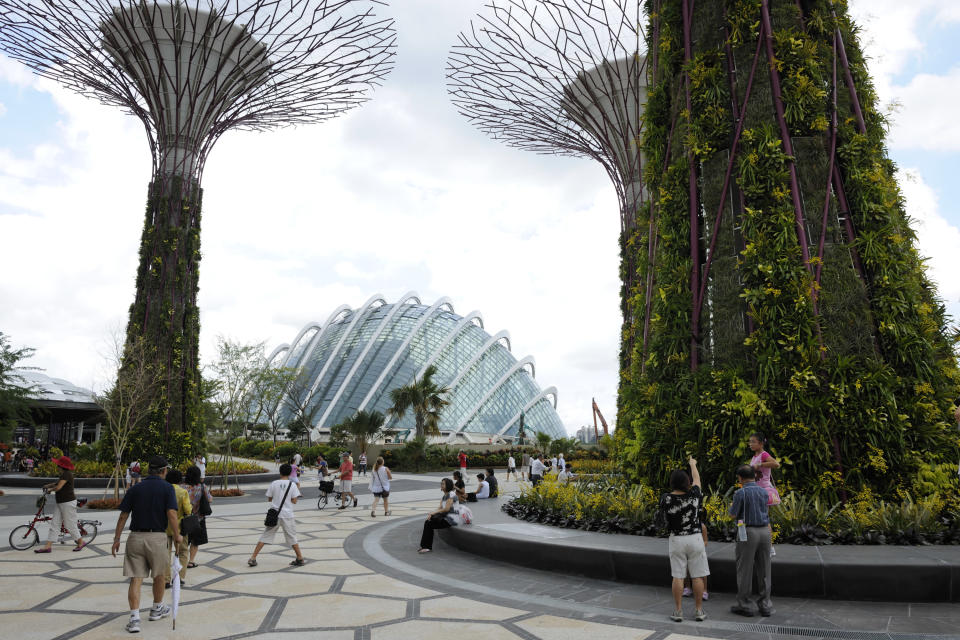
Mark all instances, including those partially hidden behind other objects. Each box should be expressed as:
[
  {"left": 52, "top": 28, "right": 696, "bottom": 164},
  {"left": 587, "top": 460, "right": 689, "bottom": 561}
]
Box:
[
  {"left": 387, "top": 365, "right": 451, "bottom": 440},
  {"left": 535, "top": 430, "right": 552, "bottom": 453},
  {"left": 331, "top": 409, "right": 387, "bottom": 457}
]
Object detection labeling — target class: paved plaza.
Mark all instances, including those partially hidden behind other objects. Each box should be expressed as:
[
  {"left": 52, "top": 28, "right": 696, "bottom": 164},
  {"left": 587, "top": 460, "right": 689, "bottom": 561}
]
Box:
[{"left": 1, "top": 472, "right": 957, "bottom": 640}]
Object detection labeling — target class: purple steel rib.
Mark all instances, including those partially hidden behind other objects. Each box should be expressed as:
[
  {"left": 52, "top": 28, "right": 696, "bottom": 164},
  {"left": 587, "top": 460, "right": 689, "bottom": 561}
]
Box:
[
  {"left": 694, "top": 33, "right": 764, "bottom": 318},
  {"left": 831, "top": 165, "right": 866, "bottom": 282},
  {"left": 813, "top": 32, "right": 840, "bottom": 313},
  {"left": 833, "top": 11, "right": 867, "bottom": 135},
  {"left": 682, "top": 0, "right": 701, "bottom": 370},
  {"left": 760, "top": 0, "right": 813, "bottom": 273}
]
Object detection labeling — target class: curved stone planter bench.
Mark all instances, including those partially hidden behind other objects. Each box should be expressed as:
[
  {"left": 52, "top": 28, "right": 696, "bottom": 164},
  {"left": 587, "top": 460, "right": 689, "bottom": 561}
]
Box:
[
  {"left": 440, "top": 499, "right": 960, "bottom": 603},
  {"left": 0, "top": 471, "right": 278, "bottom": 488}
]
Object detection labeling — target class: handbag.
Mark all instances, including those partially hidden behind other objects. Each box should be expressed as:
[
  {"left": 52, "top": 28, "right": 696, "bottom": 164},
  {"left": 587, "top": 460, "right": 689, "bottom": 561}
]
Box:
[
  {"left": 198, "top": 487, "right": 213, "bottom": 517},
  {"left": 180, "top": 514, "right": 200, "bottom": 536},
  {"left": 264, "top": 481, "right": 293, "bottom": 527}
]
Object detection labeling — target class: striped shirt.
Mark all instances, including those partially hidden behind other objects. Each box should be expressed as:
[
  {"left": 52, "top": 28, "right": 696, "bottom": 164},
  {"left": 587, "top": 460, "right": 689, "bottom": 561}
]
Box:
[{"left": 729, "top": 482, "right": 769, "bottom": 526}]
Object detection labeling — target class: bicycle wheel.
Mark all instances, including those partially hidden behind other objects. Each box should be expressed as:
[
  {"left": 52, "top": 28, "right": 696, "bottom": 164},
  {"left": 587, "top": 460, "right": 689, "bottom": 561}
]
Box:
[
  {"left": 9, "top": 525, "right": 39, "bottom": 550},
  {"left": 317, "top": 493, "right": 328, "bottom": 510},
  {"left": 78, "top": 521, "right": 98, "bottom": 545}
]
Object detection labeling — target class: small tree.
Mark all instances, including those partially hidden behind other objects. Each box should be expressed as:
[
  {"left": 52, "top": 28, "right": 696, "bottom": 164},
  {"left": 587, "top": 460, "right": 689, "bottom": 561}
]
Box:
[
  {"left": 387, "top": 365, "right": 450, "bottom": 440},
  {"left": 549, "top": 436, "right": 580, "bottom": 458},
  {"left": 209, "top": 337, "right": 264, "bottom": 490},
  {"left": 282, "top": 369, "right": 322, "bottom": 446},
  {"left": 97, "top": 334, "right": 161, "bottom": 499},
  {"left": 0, "top": 332, "right": 40, "bottom": 443},
  {"left": 249, "top": 365, "right": 298, "bottom": 446},
  {"left": 330, "top": 410, "right": 387, "bottom": 459}
]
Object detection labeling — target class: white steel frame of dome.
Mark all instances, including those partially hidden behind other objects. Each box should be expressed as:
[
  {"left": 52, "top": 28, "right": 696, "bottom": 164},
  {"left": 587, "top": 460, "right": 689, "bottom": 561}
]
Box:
[{"left": 270, "top": 294, "right": 565, "bottom": 442}]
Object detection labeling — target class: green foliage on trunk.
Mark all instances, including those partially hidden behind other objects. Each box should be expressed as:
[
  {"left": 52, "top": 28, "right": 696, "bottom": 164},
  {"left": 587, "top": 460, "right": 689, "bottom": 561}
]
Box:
[
  {"left": 618, "top": 0, "right": 960, "bottom": 500},
  {"left": 121, "top": 177, "right": 204, "bottom": 462}
]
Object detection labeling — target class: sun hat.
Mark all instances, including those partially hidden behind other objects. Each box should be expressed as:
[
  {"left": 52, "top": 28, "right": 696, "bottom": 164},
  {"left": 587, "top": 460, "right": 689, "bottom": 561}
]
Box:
[{"left": 53, "top": 456, "right": 75, "bottom": 471}]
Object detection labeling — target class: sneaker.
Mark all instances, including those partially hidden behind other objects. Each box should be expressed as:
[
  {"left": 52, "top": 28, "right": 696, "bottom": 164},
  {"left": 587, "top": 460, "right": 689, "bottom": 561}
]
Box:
[
  {"left": 695, "top": 609, "right": 707, "bottom": 622},
  {"left": 759, "top": 607, "right": 775, "bottom": 617},
  {"left": 148, "top": 604, "right": 170, "bottom": 621},
  {"left": 681, "top": 587, "right": 693, "bottom": 598},
  {"left": 125, "top": 617, "right": 141, "bottom": 633},
  {"left": 770, "top": 545, "right": 776, "bottom": 557},
  {"left": 353, "top": 497, "right": 358, "bottom": 507},
  {"left": 670, "top": 610, "right": 683, "bottom": 622},
  {"left": 702, "top": 591, "right": 709, "bottom": 601},
  {"left": 730, "top": 605, "right": 755, "bottom": 617}
]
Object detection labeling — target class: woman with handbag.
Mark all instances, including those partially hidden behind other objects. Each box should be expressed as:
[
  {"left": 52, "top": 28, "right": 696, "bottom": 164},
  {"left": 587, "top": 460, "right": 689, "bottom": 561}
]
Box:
[
  {"left": 418, "top": 478, "right": 459, "bottom": 554},
  {"left": 183, "top": 465, "right": 213, "bottom": 568},
  {"left": 369, "top": 457, "right": 392, "bottom": 517}
]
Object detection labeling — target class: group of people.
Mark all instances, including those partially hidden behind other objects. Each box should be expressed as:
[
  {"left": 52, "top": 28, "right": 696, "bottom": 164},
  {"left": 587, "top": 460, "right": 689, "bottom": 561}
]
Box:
[
  {"left": 110, "top": 456, "right": 213, "bottom": 633},
  {"left": 658, "top": 432, "right": 780, "bottom": 623}
]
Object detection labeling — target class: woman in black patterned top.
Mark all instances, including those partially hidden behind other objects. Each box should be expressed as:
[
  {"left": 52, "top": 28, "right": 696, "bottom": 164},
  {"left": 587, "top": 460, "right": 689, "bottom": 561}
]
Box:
[{"left": 657, "top": 457, "right": 709, "bottom": 623}]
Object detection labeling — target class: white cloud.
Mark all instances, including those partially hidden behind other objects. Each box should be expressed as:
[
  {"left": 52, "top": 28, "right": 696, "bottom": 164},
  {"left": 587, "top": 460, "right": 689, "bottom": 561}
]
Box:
[{"left": 1, "top": 1, "right": 957, "bottom": 439}]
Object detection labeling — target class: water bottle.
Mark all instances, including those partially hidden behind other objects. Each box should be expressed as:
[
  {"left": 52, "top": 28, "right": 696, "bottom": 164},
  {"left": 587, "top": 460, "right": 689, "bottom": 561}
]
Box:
[{"left": 737, "top": 519, "right": 748, "bottom": 542}]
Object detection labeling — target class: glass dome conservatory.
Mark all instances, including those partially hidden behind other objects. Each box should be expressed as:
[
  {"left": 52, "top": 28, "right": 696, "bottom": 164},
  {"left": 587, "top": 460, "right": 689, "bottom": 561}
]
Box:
[{"left": 268, "top": 293, "right": 565, "bottom": 442}]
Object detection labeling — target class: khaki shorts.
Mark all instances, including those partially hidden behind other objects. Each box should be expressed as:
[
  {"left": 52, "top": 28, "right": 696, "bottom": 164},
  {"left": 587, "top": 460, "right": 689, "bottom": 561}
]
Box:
[
  {"left": 259, "top": 517, "right": 298, "bottom": 546},
  {"left": 668, "top": 533, "right": 710, "bottom": 579},
  {"left": 340, "top": 480, "right": 352, "bottom": 493},
  {"left": 123, "top": 532, "right": 169, "bottom": 578}
]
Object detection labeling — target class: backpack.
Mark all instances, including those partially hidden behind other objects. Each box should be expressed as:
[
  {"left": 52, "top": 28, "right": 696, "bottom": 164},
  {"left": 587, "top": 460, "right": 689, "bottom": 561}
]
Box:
[{"left": 132, "top": 462, "right": 140, "bottom": 473}]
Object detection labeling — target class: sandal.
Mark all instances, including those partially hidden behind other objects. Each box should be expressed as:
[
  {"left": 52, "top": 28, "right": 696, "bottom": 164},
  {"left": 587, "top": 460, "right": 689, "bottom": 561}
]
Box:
[
  {"left": 384, "top": 511, "right": 391, "bottom": 516},
  {"left": 34, "top": 547, "right": 52, "bottom": 554},
  {"left": 290, "top": 558, "right": 306, "bottom": 566},
  {"left": 73, "top": 540, "right": 87, "bottom": 552},
  {"left": 418, "top": 548, "right": 431, "bottom": 554},
  {"left": 187, "top": 562, "right": 198, "bottom": 568},
  {"left": 371, "top": 510, "right": 376, "bottom": 517},
  {"left": 247, "top": 558, "right": 257, "bottom": 567}
]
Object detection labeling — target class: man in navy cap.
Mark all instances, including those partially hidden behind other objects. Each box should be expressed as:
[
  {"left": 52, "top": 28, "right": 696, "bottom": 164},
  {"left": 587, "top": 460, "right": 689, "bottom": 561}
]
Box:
[{"left": 112, "top": 455, "right": 181, "bottom": 633}]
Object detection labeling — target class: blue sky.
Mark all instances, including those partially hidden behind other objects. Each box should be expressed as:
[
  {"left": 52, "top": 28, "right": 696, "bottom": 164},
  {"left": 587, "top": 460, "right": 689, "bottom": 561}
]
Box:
[{"left": 0, "top": 0, "right": 958, "bottom": 433}]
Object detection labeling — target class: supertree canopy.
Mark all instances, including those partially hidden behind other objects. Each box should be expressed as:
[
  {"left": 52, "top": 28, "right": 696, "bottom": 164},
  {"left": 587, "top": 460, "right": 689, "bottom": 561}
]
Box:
[
  {"left": 0, "top": 0, "right": 396, "bottom": 459},
  {"left": 620, "top": 0, "right": 959, "bottom": 498},
  {"left": 447, "top": 0, "right": 648, "bottom": 391}
]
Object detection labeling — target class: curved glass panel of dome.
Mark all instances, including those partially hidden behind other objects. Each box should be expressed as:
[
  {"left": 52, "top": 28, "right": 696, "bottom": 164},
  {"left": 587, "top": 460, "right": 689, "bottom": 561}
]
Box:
[{"left": 272, "top": 295, "right": 566, "bottom": 442}]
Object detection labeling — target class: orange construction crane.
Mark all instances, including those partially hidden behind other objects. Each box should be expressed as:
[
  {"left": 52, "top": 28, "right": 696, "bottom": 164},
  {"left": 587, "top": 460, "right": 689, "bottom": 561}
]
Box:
[{"left": 591, "top": 398, "right": 609, "bottom": 442}]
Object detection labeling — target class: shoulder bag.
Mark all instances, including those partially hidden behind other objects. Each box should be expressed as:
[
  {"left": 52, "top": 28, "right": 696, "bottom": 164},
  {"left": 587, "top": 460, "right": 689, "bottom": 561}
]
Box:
[
  {"left": 264, "top": 481, "right": 293, "bottom": 527},
  {"left": 198, "top": 486, "right": 213, "bottom": 517}
]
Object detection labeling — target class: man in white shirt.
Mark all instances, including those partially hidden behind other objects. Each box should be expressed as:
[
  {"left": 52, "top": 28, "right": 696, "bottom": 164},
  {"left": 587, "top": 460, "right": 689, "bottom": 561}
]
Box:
[
  {"left": 530, "top": 454, "right": 546, "bottom": 486},
  {"left": 506, "top": 454, "right": 517, "bottom": 481},
  {"left": 292, "top": 451, "right": 302, "bottom": 468},
  {"left": 247, "top": 464, "right": 305, "bottom": 567},
  {"left": 194, "top": 454, "right": 206, "bottom": 481},
  {"left": 557, "top": 453, "right": 565, "bottom": 473},
  {"left": 557, "top": 464, "right": 575, "bottom": 484}
]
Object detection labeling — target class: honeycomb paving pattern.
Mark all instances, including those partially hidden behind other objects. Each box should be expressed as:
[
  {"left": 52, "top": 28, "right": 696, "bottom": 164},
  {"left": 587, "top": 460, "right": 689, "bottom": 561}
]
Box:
[{"left": 0, "top": 494, "right": 673, "bottom": 640}]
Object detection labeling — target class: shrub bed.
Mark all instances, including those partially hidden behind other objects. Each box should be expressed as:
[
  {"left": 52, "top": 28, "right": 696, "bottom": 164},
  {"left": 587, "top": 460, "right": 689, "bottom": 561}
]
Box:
[
  {"left": 85, "top": 498, "right": 122, "bottom": 510},
  {"left": 504, "top": 477, "right": 960, "bottom": 545},
  {"left": 29, "top": 459, "right": 266, "bottom": 478},
  {"left": 210, "top": 488, "right": 244, "bottom": 497}
]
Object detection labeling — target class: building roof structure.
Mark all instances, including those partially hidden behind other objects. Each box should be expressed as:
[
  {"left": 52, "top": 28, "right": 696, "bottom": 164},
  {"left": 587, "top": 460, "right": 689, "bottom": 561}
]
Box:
[{"left": 269, "top": 294, "right": 565, "bottom": 442}]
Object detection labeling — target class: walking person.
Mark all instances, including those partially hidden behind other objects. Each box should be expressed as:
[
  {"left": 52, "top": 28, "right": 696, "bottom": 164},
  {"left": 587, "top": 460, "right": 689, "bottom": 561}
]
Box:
[
  {"left": 747, "top": 432, "right": 781, "bottom": 555},
  {"left": 336, "top": 452, "right": 357, "bottom": 509},
  {"left": 358, "top": 452, "right": 367, "bottom": 477},
  {"left": 163, "top": 469, "right": 191, "bottom": 588},
  {"left": 369, "top": 456, "right": 392, "bottom": 517},
  {"left": 183, "top": 465, "right": 212, "bottom": 569},
  {"left": 506, "top": 453, "right": 517, "bottom": 481},
  {"left": 729, "top": 464, "right": 775, "bottom": 617},
  {"left": 289, "top": 458, "right": 300, "bottom": 487},
  {"left": 247, "top": 463, "right": 305, "bottom": 567},
  {"left": 34, "top": 455, "right": 85, "bottom": 553},
  {"left": 657, "top": 457, "right": 708, "bottom": 622},
  {"left": 521, "top": 451, "right": 531, "bottom": 481},
  {"left": 193, "top": 453, "right": 206, "bottom": 482},
  {"left": 418, "top": 478, "right": 459, "bottom": 553},
  {"left": 457, "top": 449, "right": 468, "bottom": 476},
  {"left": 128, "top": 460, "right": 142, "bottom": 486},
  {"left": 557, "top": 453, "right": 565, "bottom": 473},
  {"left": 111, "top": 456, "right": 181, "bottom": 633},
  {"left": 530, "top": 454, "right": 546, "bottom": 486}
]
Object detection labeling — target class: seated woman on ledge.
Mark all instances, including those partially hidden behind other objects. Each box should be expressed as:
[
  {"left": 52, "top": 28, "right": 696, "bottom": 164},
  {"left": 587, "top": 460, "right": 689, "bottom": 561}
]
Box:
[
  {"left": 466, "top": 473, "right": 489, "bottom": 502},
  {"left": 419, "top": 478, "right": 459, "bottom": 553}
]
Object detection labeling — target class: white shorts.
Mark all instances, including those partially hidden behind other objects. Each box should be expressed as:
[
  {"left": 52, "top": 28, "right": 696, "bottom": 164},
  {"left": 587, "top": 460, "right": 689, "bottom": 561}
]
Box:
[
  {"left": 259, "top": 517, "right": 298, "bottom": 546},
  {"left": 668, "top": 533, "right": 710, "bottom": 579},
  {"left": 340, "top": 480, "right": 352, "bottom": 493}
]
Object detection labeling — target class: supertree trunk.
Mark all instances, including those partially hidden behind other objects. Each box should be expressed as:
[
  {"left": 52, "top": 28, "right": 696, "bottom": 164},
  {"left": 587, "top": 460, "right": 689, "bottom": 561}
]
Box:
[
  {"left": 620, "top": 0, "right": 960, "bottom": 499},
  {"left": 123, "top": 177, "right": 203, "bottom": 459}
]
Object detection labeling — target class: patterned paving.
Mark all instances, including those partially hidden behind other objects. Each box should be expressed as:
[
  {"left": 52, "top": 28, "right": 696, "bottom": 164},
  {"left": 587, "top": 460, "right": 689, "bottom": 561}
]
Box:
[{"left": 0, "top": 493, "right": 677, "bottom": 640}]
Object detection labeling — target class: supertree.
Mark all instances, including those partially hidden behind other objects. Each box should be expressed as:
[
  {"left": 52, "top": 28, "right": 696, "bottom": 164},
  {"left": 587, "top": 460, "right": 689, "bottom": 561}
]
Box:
[
  {"left": 0, "top": 1, "right": 396, "bottom": 459},
  {"left": 621, "top": 0, "right": 959, "bottom": 498},
  {"left": 447, "top": 0, "right": 648, "bottom": 396}
]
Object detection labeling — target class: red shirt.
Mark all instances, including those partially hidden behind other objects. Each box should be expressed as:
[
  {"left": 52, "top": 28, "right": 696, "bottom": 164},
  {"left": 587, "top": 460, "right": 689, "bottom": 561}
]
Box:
[
  {"left": 458, "top": 453, "right": 467, "bottom": 468},
  {"left": 340, "top": 459, "right": 354, "bottom": 481}
]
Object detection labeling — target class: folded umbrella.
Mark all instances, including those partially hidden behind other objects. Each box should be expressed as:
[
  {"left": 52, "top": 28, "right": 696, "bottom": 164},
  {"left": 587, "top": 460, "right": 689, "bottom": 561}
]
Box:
[{"left": 171, "top": 555, "right": 182, "bottom": 629}]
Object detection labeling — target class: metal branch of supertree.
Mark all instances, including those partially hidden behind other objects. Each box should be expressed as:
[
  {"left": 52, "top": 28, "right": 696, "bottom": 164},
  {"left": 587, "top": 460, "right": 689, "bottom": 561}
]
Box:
[
  {"left": 447, "top": 0, "right": 646, "bottom": 233},
  {"left": 0, "top": 0, "right": 397, "bottom": 182}
]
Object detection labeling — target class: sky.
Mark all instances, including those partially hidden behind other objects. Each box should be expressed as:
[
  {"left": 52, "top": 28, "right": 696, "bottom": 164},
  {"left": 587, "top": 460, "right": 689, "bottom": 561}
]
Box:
[{"left": 1, "top": 0, "right": 958, "bottom": 435}]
